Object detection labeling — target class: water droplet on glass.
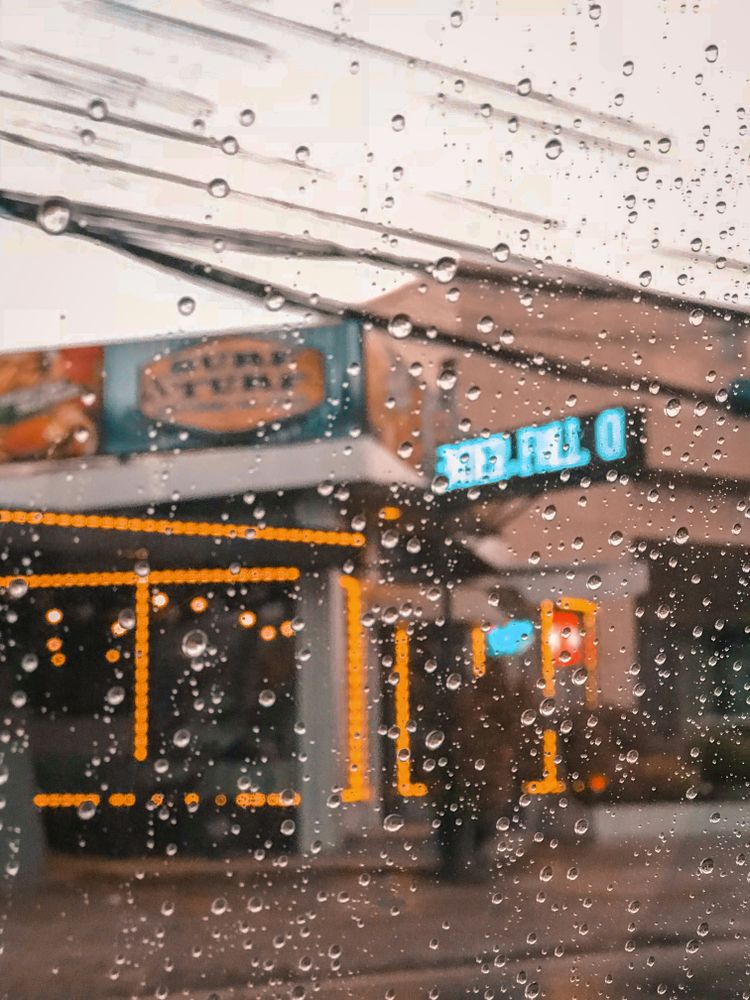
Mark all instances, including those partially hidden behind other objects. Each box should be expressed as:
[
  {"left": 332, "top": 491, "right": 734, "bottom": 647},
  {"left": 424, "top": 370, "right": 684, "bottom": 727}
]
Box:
[
  {"left": 574, "top": 817, "right": 589, "bottom": 835},
  {"left": 492, "top": 242, "right": 510, "bottom": 262},
  {"left": 517, "top": 78, "right": 532, "bottom": 96},
  {"left": 542, "top": 504, "right": 556, "bottom": 521},
  {"left": 211, "top": 897, "right": 228, "bottom": 915},
  {"left": 77, "top": 798, "right": 97, "bottom": 820},
  {"left": 521, "top": 709, "right": 536, "bottom": 727},
  {"left": 446, "top": 672, "right": 461, "bottom": 691},
  {"left": 388, "top": 314, "right": 412, "bottom": 339},
  {"left": 295, "top": 145, "right": 310, "bottom": 162},
  {"left": 437, "top": 369, "right": 457, "bottom": 391},
  {"left": 544, "top": 138, "right": 562, "bottom": 160},
  {"left": 208, "top": 178, "right": 230, "bottom": 199},
  {"left": 182, "top": 629, "right": 208, "bottom": 658},
  {"left": 698, "top": 857, "right": 714, "bottom": 874},
  {"left": 433, "top": 256, "right": 457, "bottom": 283},
  {"left": 239, "top": 108, "right": 255, "bottom": 126},
  {"left": 657, "top": 136, "right": 671, "bottom": 153},
  {"left": 259, "top": 689, "right": 276, "bottom": 708},
  {"left": 118, "top": 608, "right": 135, "bottom": 630},
  {"left": 572, "top": 667, "right": 588, "bottom": 687},
  {"left": 381, "top": 529, "right": 399, "bottom": 550},
  {"left": 37, "top": 199, "right": 71, "bottom": 236},
  {"left": 425, "top": 729, "right": 445, "bottom": 750},
  {"left": 675, "top": 526, "right": 690, "bottom": 544},
  {"left": 88, "top": 98, "right": 108, "bottom": 120},
  {"left": 665, "top": 398, "right": 681, "bottom": 417},
  {"left": 689, "top": 308, "right": 704, "bottom": 326},
  {"left": 221, "top": 135, "right": 239, "bottom": 155},
  {"left": 107, "top": 686, "right": 126, "bottom": 707},
  {"left": 391, "top": 114, "right": 405, "bottom": 132},
  {"left": 383, "top": 813, "right": 404, "bottom": 832},
  {"left": 586, "top": 574, "right": 602, "bottom": 591},
  {"left": 8, "top": 578, "right": 28, "bottom": 599},
  {"left": 21, "top": 653, "right": 38, "bottom": 673},
  {"left": 539, "top": 865, "right": 553, "bottom": 882},
  {"left": 705, "top": 44, "right": 718, "bottom": 63},
  {"left": 173, "top": 728, "right": 191, "bottom": 748},
  {"left": 178, "top": 296, "right": 195, "bottom": 316}
]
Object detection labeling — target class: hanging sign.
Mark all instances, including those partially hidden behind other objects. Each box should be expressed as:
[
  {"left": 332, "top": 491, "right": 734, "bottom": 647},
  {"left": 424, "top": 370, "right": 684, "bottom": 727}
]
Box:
[{"left": 435, "top": 406, "right": 640, "bottom": 494}]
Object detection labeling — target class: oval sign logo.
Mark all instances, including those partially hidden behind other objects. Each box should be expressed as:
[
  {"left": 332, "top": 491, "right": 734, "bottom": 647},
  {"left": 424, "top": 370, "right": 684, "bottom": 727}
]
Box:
[{"left": 139, "top": 336, "right": 326, "bottom": 434}]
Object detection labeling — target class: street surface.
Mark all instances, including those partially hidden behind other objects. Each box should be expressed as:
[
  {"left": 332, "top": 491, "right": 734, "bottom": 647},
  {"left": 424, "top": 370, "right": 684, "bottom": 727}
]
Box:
[{"left": 2, "top": 824, "right": 748, "bottom": 999}]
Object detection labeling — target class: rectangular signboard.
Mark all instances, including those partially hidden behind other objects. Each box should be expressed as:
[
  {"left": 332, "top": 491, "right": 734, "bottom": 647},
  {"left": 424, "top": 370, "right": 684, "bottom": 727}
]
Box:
[
  {"left": 435, "top": 406, "right": 641, "bottom": 493},
  {"left": 103, "top": 322, "right": 363, "bottom": 456},
  {"left": 0, "top": 346, "right": 102, "bottom": 463}
]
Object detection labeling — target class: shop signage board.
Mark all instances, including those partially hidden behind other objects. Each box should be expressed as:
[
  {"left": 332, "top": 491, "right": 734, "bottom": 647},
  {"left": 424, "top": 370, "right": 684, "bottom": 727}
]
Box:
[
  {"left": 103, "top": 322, "right": 363, "bottom": 455},
  {"left": 0, "top": 346, "right": 102, "bottom": 463},
  {"left": 435, "top": 406, "right": 640, "bottom": 494}
]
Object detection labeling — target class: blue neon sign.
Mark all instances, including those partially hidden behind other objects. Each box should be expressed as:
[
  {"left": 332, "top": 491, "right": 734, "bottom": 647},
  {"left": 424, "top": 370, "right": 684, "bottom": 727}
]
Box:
[
  {"left": 436, "top": 407, "right": 630, "bottom": 493},
  {"left": 486, "top": 620, "right": 535, "bottom": 656}
]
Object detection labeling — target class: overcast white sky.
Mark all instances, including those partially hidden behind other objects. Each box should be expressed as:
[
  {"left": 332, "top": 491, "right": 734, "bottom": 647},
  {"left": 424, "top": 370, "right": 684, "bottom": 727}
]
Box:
[{"left": 1, "top": 0, "right": 749, "bottom": 349}]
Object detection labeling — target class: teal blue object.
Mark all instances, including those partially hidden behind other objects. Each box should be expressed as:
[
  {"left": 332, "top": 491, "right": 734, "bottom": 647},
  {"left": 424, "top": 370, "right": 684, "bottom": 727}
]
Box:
[
  {"left": 729, "top": 379, "right": 750, "bottom": 415},
  {"left": 486, "top": 620, "right": 535, "bottom": 656}
]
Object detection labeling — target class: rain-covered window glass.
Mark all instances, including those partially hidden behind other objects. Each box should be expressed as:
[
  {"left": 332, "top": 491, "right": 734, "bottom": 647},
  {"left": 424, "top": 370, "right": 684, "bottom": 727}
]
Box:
[{"left": 1, "top": 2, "right": 749, "bottom": 998}]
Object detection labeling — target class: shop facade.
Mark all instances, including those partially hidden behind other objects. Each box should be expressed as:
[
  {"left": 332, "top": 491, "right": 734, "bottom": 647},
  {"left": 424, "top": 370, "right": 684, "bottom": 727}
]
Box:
[
  {"left": 364, "top": 275, "right": 750, "bottom": 801},
  {"left": 0, "top": 317, "right": 431, "bottom": 860}
]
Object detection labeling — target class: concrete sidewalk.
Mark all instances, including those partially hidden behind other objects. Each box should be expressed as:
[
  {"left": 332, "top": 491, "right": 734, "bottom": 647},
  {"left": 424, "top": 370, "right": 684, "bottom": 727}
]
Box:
[{"left": 2, "top": 821, "right": 748, "bottom": 1000}]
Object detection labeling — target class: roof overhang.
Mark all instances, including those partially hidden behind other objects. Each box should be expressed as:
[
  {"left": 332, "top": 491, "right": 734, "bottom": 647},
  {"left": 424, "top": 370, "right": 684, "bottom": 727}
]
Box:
[{"left": 0, "top": 434, "right": 424, "bottom": 511}]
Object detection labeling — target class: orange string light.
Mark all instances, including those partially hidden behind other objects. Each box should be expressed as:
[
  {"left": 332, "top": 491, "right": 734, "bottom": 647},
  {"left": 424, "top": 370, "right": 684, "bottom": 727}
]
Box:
[
  {"left": 339, "top": 576, "right": 369, "bottom": 803},
  {"left": 393, "top": 626, "right": 427, "bottom": 798},
  {"left": 133, "top": 581, "right": 150, "bottom": 762},
  {"left": 0, "top": 508, "right": 364, "bottom": 547}
]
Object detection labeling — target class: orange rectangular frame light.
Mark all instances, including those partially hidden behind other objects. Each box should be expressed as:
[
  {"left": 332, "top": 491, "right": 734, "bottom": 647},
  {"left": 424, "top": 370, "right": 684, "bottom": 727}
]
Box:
[
  {"left": 524, "top": 595, "right": 599, "bottom": 796},
  {"left": 339, "top": 576, "right": 371, "bottom": 803},
  {"left": 393, "top": 625, "right": 427, "bottom": 798},
  {"left": 1, "top": 506, "right": 368, "bottom": 813},
  {"left": 4, "top": 565, "right": 303, "bottom": 810},
  {"left": 558, "top": 596, "right": 598, "bottom": 710}
]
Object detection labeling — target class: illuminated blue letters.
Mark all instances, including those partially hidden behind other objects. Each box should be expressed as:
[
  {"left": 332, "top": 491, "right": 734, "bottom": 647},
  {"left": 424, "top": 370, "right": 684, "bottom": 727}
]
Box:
[
  {"left": 594, "top": 407, "right": 627, "bottom": 462},
  {"left": 435, "top": 406, "right": 629, "bottom": 492}
]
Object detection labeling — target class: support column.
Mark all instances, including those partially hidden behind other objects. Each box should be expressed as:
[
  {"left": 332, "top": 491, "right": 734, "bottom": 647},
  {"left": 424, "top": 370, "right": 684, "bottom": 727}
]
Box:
[{"left": 296, "top": 570, "right": 347, "bottom": 854}]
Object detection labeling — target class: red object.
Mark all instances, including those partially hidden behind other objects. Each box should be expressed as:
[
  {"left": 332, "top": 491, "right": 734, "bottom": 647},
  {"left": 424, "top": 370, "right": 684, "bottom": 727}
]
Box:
[{"left": 548, "top": 609, "right": 583, "bottom": 668}]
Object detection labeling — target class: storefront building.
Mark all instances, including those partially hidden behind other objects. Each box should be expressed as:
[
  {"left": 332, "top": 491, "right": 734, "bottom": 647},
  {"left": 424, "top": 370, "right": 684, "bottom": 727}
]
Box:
[
  {"left": 365, "top": 273, "right": 750, "bottom": 802},
  {"left": 3, "top": 254, "right": 749, "bottom": 871},
  {"left": 0, "top": 314, "right": 432, "bottom": 861}
]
